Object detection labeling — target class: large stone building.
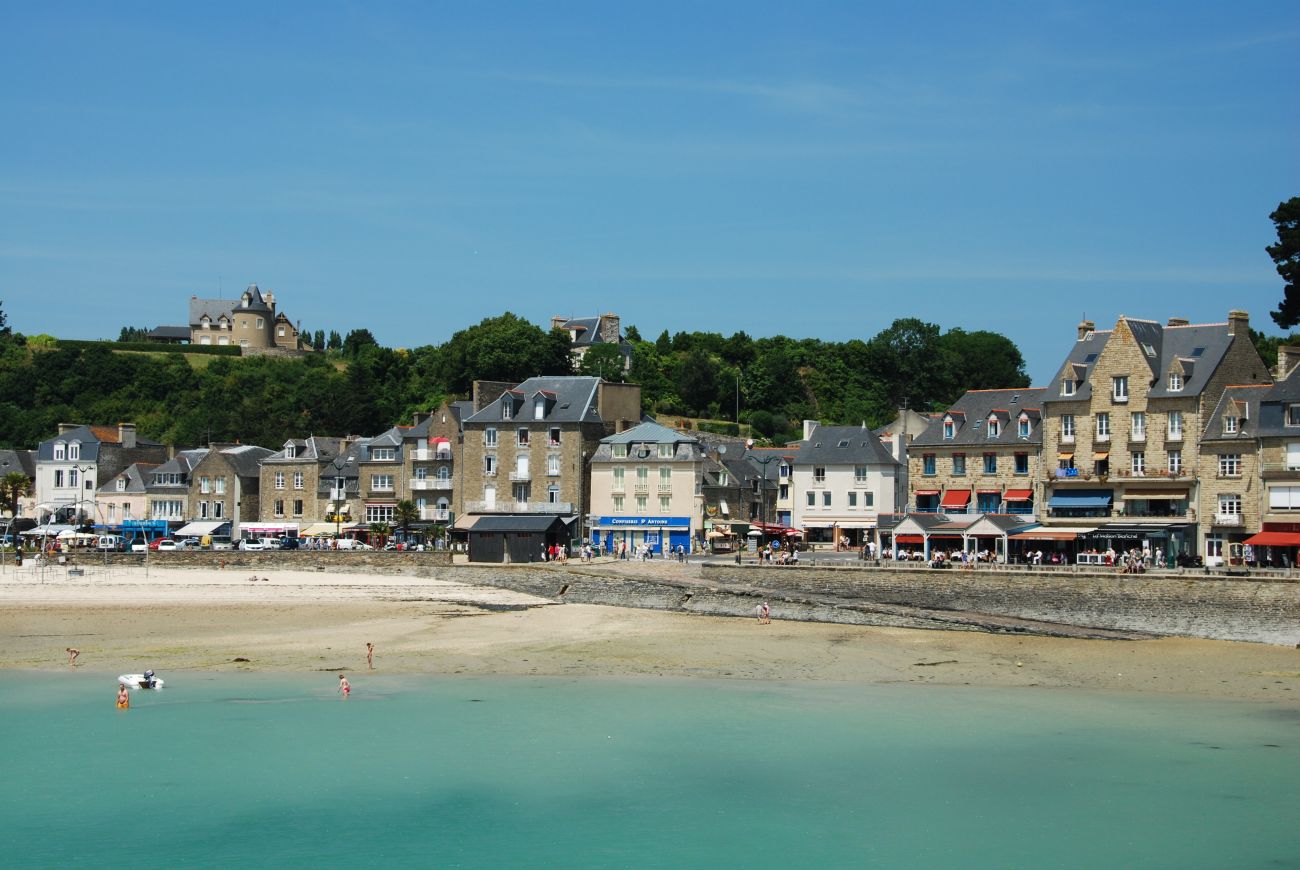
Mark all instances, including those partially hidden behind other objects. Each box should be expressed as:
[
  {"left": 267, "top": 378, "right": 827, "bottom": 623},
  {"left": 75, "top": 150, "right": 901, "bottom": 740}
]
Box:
[
  {"left": 189, "top": 284, "right": 307, "bottom": 351},
  {"left": 550, "top": 313, "right": 633, "bottom": 372}
]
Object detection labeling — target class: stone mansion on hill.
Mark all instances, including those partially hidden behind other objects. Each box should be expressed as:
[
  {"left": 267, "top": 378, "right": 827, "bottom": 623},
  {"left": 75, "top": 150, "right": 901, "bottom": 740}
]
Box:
[{"left": 14, "top": 307, "right": 1300, "bottom": 566}]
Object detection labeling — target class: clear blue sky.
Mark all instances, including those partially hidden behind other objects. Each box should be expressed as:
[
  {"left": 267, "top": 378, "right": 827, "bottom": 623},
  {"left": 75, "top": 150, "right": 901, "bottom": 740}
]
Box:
[{"left": 2, "top": 2, "right": 1297, "bottom": 384}]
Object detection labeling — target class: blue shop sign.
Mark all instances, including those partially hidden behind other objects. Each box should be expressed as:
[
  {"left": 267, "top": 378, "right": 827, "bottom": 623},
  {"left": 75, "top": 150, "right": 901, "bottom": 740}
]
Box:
[{"left": 594, "top": 516, "right": 690, "bottom": 528}]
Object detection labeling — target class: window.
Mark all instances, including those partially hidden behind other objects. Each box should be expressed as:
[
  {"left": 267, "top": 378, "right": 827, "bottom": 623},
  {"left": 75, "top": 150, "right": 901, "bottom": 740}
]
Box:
[
  {"left": 256, "top": 317, "right": 264, "bottom": 329},
  {"left": 1288, "top": 405, "right": 1300, "bottom": 427},
  {"left": 547, "top": 455, "right": 561, "bottom": 476},
  {"left": 1224, "top": 416, "right": 1239, "bottom": 434},
  {"left": 865, "top": 492, "right": 874, "bottom": 507},
  {"left": 366, "top": 504, "right": 396, "bottom": 524},
  {"left": 484, "top": 455, "right": 496, "bottom": 476},
  {"left": 718, "top": 470, "right": 728, "bottom": 486},
  {"left": 293, "top": 499, "right": 303, "bottom": 516},
  {"left": 779, "top": 483, "right": 789, "bottom": 499},
  {"left": 274, "top": 499, "right": 285, "bottom": 516},
  {"left": 549, "top": 428, "right": 561, "bottom": 447},
  {"left": 215, "top": 477, "right": 225, "bottom": 495},
  {"left": 1218, "top": 494, "right": 1241, "bottom": 516},
  {"left": 1014, "top": 453, "right": 1029, "bottom": 474},
  {"left": 1167, "top": 412, "right": 1183, "bottom": 440},
  {"left": 1168, "top": 450, "right": 1182, "bottom": 474},
  {"left": 372, "top": 448, "right": 395, "bottom": 461},
  {"left": 534, "top": 400, "right": 545, "bottom": 420},
  {"left": 813, "top": 466, "right": 826, "bottom": 483},
  {"left": 1061, "top": 415, "right": 1075, "bottom": 441},
  {"left": 848, "top": 492, "right": 858, "bottom": 508},
  {"left": 778, "top": 463, "right": 790, "bottom": 479},
  {"left": 285, "top": 443, "right": 296, "bottom": 458},
  {"left": 1131, "top": 412, "right": 1145, "bottom": 442},
  {"left": 68, "top": 469, "right": 78, "bottom": 487},
  {"left": 854, "top": 465, "right": 868, "bottom": 483},
  {"left": 806, "top": 491, "right": 816, "bottom": 507},
  {"left": 636, "top": 495, "right": 648, "bottom": 513},
  {"left": 942, "top": 420, "right": 955, "bottom": 440},
  {"left": 485, "top": 428, "right": 498, "bottom": 448},
  {"left": 68, "top": 442, "right": 80, "bottom": 460},
  {"left": 1287, "top": 443, "right": 1300, "bottom": 471},
  {"left": 987, "top": 418, "right": 1001, "bottom": 437},
  {"left": 1018, "top": 417, "right": 1030, "bottom": 438},
  {"left": 372, "top": 474, "right": 394, "bottom": 491},
  {"left": 1131, "top": 452, "right": 1145, "bottom": 476},
  {"left": 213, "top": 501, "right": 224, "bottom": 519},
  {"left": 199, "top": 500, "right": 209, "bottom": 519},
  {"left": 548, "top": 485, "right": 561, "bottom": 504},
  {"left": 660, "top": 496, "right": 671, "bottom": 512},
  {"left": 923, "top": 455, "right": 936, "bottom": 475},
  {"left": 1096, "top": 413, "right": 1110, "bottom": 440},
  {"left": 612, "top": 467, "right": 625, "bottom": 490},
  {"left": 1062, "top": 378, "right": 1075, "bottom": 397},
  {"left": 54, "top": 469, "right": 64, "bottom": 488},
  {"left": 53, "top": 442, "right": 66, "bottom": 460},
  {"left": 658, "top": 443, "right": 673, "bottom": 458},
  {"left": 952, "top": 454, "right": 966, "bottom": 475},
  {"left": 501, "top": 401, "right": 513, "bottom": 420},
  {"left": 822, "top": 491, "right": 832, "bottom": 507},
  {"left": 613, "top": 495, "right": 624, "bottom": 512},
  {"left": 1218, "top": 454, "right": 1241, "bottom": 477},
  {"left": 1169, "top": 372, "right": 1183, "bottom": 391},
  {"left": 983, "top": 453, "right": 997, "bottom": 474},
  {"left": 116, "top": 478, "right": 126, "bottom": 492},
  {"left": 275, "top": 472, "right": 285, "bottom": 490},
  {"left": 200, "top": 476, "right": 211, "bottom": 494},
  {"left": 659, "top": 466, "right": 671, "bottom": 483},
  {"left": 1113, "top": 376, "right": 1128, "bottom": 402},
  {"left": 613, "top": 444, "right": 627, "bottom": 458},
  {"left": 637, "top": 466, "right": 649, "bottom": 485},
  {"left": 293, "top": 472, "right": 304, "bottom": 490},
  {"left": 517, "top": 428, "right": 529, "bottom": 446}
]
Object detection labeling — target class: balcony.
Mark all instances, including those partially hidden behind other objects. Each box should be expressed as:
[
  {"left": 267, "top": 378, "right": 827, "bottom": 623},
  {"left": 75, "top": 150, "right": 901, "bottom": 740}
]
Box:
[
  {"left": 329, "top": 488, "right": 348, "bottom": 501},
  {"left": 419, "top": 508, "right": 451, "bottom": 522},
  {"left": 1214, "top": 513, "right": 1243, "bottom": 526},
  {"left": 411, "top": 448, "right": 453, "bottom": 462},
  {"left": 509, "top": 470, "right": 531, "bottom": 482},
  {"left": 633, "top": 482, "right": 649, "bottom": 493},
  {"left": 464, "top": 500, "right": 573, "bottom": 514},
  {"left": 1259, "top": 462, "right": 1300, "bottom": 481},
  {"left": 657, "top": 484, "right": 673, "bottom": 494},
  {"left": 410, "top": 478, "right": 454, "bottom": 490}
]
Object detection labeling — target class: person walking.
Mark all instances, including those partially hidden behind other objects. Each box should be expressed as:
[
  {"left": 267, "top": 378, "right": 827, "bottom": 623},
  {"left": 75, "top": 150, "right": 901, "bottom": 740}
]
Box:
[
  {"left": 366, "top": 643, "right": 375, "bottom": 670},
  {"left": 338, "top": 674, "right": 351, "bottom": 699}
]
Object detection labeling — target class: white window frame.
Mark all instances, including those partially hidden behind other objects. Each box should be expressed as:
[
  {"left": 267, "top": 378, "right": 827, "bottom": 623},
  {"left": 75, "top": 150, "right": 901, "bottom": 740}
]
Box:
[
  {"left": 372, "top": 474, "right": 395, "bottom": 491},
  {"left": 485, "top": 428, "right": 498, "bottom": 448},
  {"left": 1168, "top": 450, "right": 1182, "bottom": 474},
  {"left": 293, "top": 472, "right": 304, "bottom": 490},
  {"left": 1096, "top": 413, "right": 1110, "bottom": 441},
  {"left": 1061, "top": 415, "right": 1075, "bottom": 442},
  {"left": 1167, "top": 412, "right": 1183, "bottom": 440},
  {"left": 1169, "top": 372, "right": 1183, "bottom": 392},
  {"left": 1112, "top": 376, "right": 1128, "bottom": 402},
  {"left": 1218, "top": 454, "right": 1241, "bottom": 477},
  {"left": 274, "top": 472, "right": 285, "bottom": 490},
  {"left": 1062, "top": 379, "right": 1075, "bottom": 397},
  {"left": 1130, "top": 451, "right": 1145, "bottom": 476},
  {"left": 1130, "top": 412, "right": 1145, "bottom": 442}
]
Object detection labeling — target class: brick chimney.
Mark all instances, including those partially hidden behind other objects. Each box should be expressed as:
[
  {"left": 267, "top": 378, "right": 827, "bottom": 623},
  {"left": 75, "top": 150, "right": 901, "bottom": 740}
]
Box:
[
  {"left": 803, "top": 419, "right": 821, "bottom": 440},
  {"left": 1167, "top": 317, "right": 1189, "bottom": 327},
  {"left": 118, "top": 423, "right": 137, "bottom": 449},
  {"left": 1227, "top": 309, "right": 1249, "bottom": 336},
  {"left": 1077, "top": 320, "right": 1095, "bottom": 341},
  {"left": 598, "top": 313, "right": 621, "bottom": 344},
  {"left": 1277, "top": 346, "right": 1300, "bottom": 381},
  {"left": 550, "top": 316, "right": 568, "bottom": 332}
]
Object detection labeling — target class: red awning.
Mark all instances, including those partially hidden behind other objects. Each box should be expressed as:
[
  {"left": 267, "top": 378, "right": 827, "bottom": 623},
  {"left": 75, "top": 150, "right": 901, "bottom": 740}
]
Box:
[
  {"left": 940, "top": 489, "right": 971, "bottom": 508},
  {"left": 429, "top": 436, "right": 450, "bottom": 445},
  {"left": 1004, "top": 489, "right": 1033, "bottom": 501},
  {"left": 915, "top": 490, "right": 940, "bottom": 496},
  {"left": 895, "top": 535, "right": 924, "bottom": 544},
  {"left": 1243, "top": 531, "right": 1300, "bottom": 547}
]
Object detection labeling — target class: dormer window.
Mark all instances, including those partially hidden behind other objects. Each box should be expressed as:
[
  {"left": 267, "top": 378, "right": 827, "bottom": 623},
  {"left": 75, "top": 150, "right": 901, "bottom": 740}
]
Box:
[
  {"left": 117, "top": 478, "right": 126, "bottom": 492},
  {"left": 371, "top": 448, "right": 395, "bottom": 462},
  {"left": 201, "top": 315, "right": 211, "bottom": 328},
  {"left": 53, "top": 442, "right": 66, "bottom": 460},
  {"left": 534, "top": 400, "right": 545, "bottom": 420},
  {"left": 1018, "top": 417, "right": 1031, "bottom": 438},
  {"left": 613, "top": 444, "right": 628, "bottom": 458},
  {"left": 1224, "top": 416, "right": 1239, "bottom": 435},
  {"left": 1168, "top": 372, "right": 1183, "bottom": 392},
  {"left": 1062, "top": 378, "right": 1075, "bottom": 397},
  {"left": 658, "top": 443, "right": 673, "bottom": 458},
  {"left": 502, "top": 401, "right": 513, "bottom": 421},
  {"left": 284, "top": 442, "right": 297, "bottom": 459},
  {"left": 942, "top": 419, "right": 955, "bottom": 440},
  {"left": 987, "top": 417, "right": 1000, "bottom": 438},
  {"left": 1288, "top": 405, "right": 1300, "bottom": 427}
]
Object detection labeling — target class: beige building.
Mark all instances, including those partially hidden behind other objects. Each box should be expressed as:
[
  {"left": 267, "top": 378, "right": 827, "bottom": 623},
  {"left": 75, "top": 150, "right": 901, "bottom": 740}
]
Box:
[
  {"left": 187, "top": 444, "right": 273, "bottom": 539},
  {"left": 190, "top": 284, "right": 307, "bottom": 351}
]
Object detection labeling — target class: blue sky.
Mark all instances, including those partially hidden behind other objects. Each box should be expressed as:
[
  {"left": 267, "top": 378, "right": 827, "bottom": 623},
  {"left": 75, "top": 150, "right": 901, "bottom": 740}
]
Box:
[{"left": 2, "top": 2, "right": 1297, "bottom": 384}]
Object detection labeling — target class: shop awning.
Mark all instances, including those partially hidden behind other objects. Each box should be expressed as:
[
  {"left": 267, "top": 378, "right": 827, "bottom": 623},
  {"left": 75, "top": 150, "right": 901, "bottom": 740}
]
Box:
[
  {"left": 914, "top": 490, "right": 940, "bottom": 496},
  {"left": 940, "top": 489, "right": 971, "bottom": 508},
  {"left": 1009, "top": 529, "right": 1085, "bottom": 541},
  {"left": 1243, "top": 531, "right": 1300, "bottom": 547},
  {"left": 976, "top": 488, "right": 1001, "bottom": 494},
  {"left": 1092, "top": 451, "right": 1109, "bottom": 460},
  {"left": 1004, "top": 489, "right": 1033, "bottom": 501},
  {"left": 1121, "top": 489, "right": 1188, "bottom": 500},
  {"left": 1057, "top": 452, "right": 1074, "bottom": 460},
  {"left": 174, "top": 520, "right": 228, "bottom": 537},
  {"left": 1048, "top": 490, "right": 1113, "bottom": 509},
  {"left": 895, "top": 535, "right": 924, "bottom": 544}
]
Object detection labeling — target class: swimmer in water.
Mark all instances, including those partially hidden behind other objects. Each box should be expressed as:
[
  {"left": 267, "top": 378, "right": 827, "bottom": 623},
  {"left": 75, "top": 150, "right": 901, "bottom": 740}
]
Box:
[{"left": 338, "top": 674, "right": 350, "bottom": 698}]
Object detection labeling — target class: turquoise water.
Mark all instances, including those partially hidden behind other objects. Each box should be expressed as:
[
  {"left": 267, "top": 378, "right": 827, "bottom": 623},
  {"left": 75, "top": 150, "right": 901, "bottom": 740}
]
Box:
[{"left": 3, "top": 673, "right": 1298, "bottom": 869}]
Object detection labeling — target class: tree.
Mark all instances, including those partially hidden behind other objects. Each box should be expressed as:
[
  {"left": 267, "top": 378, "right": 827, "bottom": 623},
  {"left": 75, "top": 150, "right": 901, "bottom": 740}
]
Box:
[
  {"left": 1268, "top": 197, "right": 1300, "bottom": 328},
  {"left": 394, "top": 499, "right": 418, "bottom": 542},
  {"left": 368, "top": 521, "right": 391, "bottom": 549},
  {"left": 575, "top": 343, "right": 626, "bottom": 380},
  {"left": 437, "top": 313, "right": 572, "bottom": 394},
  {"left": 312, "top": 329, "right": 325, "bottom": 350},
  {"left": 342, "top": 328, "right": 379, "bottom": 358},
  {"left": 0, "top": 300, "right": 10, "bottom": 337},
  {"left": 1, "top": 471, "right": 30, "bottom": 518},
  {"left": 327, "top": 331, "right": 343, "bottom": 351}
]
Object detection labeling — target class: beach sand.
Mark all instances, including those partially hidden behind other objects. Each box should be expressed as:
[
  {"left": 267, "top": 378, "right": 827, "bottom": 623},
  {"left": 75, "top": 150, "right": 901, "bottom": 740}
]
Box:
[{"left": 1, "top": 562, "right": 1298, "bottom": 700}]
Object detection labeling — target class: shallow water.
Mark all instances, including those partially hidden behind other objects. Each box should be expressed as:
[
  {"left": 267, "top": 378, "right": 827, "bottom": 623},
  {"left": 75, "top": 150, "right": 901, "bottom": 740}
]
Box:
[{"left": 4, "top": 672, "right": 1298, "bottom": 869}]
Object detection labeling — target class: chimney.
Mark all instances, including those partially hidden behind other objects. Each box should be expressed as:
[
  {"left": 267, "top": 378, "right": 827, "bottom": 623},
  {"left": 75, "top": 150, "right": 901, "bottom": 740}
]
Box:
[
  {"left": 265, "top": 290, "right": 275, "bottom": 312},
  {"left": 118, "top": 423, "right": 136, "bottom": 449},
  {"left": 58, "top": 422, "right": 80, "bottom": 435},
  {"left": 1167, "top": 317, "right": 1189, "bottom": 327},
  {"left": 551, "top": 316, "right": 568, "bottom": 331},
  {"left": 1227, "top": 309, "right": 1249, "bottom": 336},
  {"left": 1278, "top": 346, "right": 1300, "bottom": 381},
  {"left": 803, "top": 419, "right": 820, "bottom": 440},
  {"left": 412, "top": 411, "right": 431, "bottom": 426},
  {"left": 1077, "top": 320, "right": 1095, "bottom": 341},
  {"left": 598, "top": 313, "right": 621, "bottom": 344}
]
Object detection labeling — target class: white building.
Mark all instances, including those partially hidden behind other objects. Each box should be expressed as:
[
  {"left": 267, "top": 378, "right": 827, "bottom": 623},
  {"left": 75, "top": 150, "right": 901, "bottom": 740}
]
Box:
[{"left": 789, "top": 421, "right": 901, "bottom": 548}]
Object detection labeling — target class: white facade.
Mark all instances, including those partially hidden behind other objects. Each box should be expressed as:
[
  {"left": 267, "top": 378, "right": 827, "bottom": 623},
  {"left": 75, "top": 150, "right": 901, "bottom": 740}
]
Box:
[{"left": 790, "top": 462, "right": 899, "bottom": 540}]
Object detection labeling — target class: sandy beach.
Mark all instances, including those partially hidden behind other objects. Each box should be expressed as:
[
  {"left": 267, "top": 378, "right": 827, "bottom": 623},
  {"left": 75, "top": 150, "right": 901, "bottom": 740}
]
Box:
[{"left": 1, "top": 561, "right": 1297, "bottom": 701}]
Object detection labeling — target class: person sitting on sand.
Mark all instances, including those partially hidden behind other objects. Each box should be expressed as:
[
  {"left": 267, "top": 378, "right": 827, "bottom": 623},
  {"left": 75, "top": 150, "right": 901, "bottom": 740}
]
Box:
[
  {"left": 66, "top": 647, "right": 79, "bottom": 667},
  {"left": 338, "top": 674, "right": 351, "bottom": 698}
]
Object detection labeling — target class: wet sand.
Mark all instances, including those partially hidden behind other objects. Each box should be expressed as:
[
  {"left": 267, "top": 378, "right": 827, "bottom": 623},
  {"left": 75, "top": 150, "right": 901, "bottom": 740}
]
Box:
[{"left": 1, "top": 563, "right": 1297, "bottom": 700}]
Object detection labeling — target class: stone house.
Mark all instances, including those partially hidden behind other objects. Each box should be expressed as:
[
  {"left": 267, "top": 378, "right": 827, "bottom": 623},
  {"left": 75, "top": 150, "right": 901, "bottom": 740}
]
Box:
[
  {"left": 401, "top": 402, "right": 467, "bottom": 531},
  {"left": 550, "top": 313, "right": 633, "bottom": 372},
  {"left": 258, "top": 436, "right": 352, "bottom": 535},
  {"left": 145, "top": 448, "right": 208, "bottom": 530},
  {"left": 908, "top": 388, "right": 1045, "bottom": 518},
  {"left": 96, "top": 462, "right": 158, "bottom": 527},
  {"left": 186, "top": 444, "right": 273, "bottom": 539},
  {"left": 1039, "top": 311, "right": 1271, "bottom": 561},
  {"left": 189, "top": 284, "right": 307, "bottom": 351}
]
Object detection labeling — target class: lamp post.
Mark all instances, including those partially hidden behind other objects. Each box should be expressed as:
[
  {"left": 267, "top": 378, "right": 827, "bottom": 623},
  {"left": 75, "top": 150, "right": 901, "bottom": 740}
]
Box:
[{"left": 745, "top": 441, "right": 779, "bottom": 530}]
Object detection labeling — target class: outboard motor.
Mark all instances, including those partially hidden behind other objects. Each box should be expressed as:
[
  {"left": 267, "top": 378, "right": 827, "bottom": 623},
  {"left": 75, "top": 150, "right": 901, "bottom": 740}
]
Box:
[{"left": 144, "top": 669, "right": 155, "bottom": 689}]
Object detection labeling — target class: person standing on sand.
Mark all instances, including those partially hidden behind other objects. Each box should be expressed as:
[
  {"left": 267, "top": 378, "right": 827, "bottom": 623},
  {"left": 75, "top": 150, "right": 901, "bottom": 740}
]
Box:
[
  {"left": 761, "top": 602, "right": 771, "bottom": 624},
  {"left": 338, "top": 674, "right": 351, "bottom": 698},
  {"left": 366, "top": 643, "right": 374, "bottom": 670},
  {"left": 66, "top": 647, "right": 79, "bottom": 667},
  {"left": 116, "top": 683, "right": 129, "bottom": 709}
]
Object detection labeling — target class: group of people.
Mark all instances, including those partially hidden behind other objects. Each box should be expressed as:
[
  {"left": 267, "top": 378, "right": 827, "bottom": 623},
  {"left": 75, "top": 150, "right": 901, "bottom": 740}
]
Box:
[
  {"left": 756, "top": 540, "right": 798, "bottom": 565},
  {"left": 540, "top": 543, "right": 569, "bottom": 563}
]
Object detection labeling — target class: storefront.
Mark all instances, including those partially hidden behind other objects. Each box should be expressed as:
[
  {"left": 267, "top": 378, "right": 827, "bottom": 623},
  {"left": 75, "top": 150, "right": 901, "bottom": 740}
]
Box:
[
  {"left": 1082, "top": 523, "right": 1193, "bottom": 564},
  {"left": 593, "top": 516, "right": 692, "bottom": 556},
  {"left": 1242, "top": 524, "right": 1300, "bottom": 568}
]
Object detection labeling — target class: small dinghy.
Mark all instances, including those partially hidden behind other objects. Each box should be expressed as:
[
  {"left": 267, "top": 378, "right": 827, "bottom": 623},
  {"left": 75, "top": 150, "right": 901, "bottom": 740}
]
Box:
[{"left": 118, "top": 669, "right": 164, "bottom": 690}]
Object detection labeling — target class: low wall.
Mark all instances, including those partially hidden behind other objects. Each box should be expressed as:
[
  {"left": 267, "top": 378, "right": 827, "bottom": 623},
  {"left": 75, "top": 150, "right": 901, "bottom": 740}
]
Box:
[
  {"left": 701, "top": 564, "right": 1300, "bottom": 646},
  {"left": 61, "top": 550, "right": 454, "bottom": 572}
]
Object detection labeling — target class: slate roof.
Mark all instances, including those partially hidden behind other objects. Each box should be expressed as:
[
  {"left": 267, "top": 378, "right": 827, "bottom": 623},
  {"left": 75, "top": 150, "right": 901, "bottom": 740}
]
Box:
[
  {"left": 468, "top": 514, "right": 570, "bottom": 533},
  {"left": 219, "top": 444, "right": 274, "bottom": 477},
  {"left": 264, "top": 436, "right": 345, "bottom": 464},
  {"left": 148, "top": 326, "right": 192, "bottom": 341},
  {"left": 1043, "top": 317, "right": 1242, "bottom": 403},
  {"left": 1238, "top": 365, "right": 1300, "bottom": 439},
  {"left": 99, "top": 462, "right": 157, "bottom": 495},
  {"left": 592, "top": 422, "right": 703, "bottom": 463},
  {"left": 556, "top": 316, "right": 630, "bottom": 349},
  {"left": 793, "top": 425, "right": 899, "bottom": 467},
  {"left": 1201, "top": 385, "right": 1268, "bottom": 443},
  {"left": 0, "top": 449, "right": 36, "bottom": 478},
  {"left": 464, "top": 377, "right": 605, "bottom": 425},
  {"left": 911, "top": 388, "right": 1046, "bottom": 448},
  {"left": 36, "top": 425, "right": 163, "bottom": 461},
  {"left": 147, "top": 449, "right": 209, "bottom": 490},
  {"left": 188, "top": 284, "right": 272, "bottom": 327}
]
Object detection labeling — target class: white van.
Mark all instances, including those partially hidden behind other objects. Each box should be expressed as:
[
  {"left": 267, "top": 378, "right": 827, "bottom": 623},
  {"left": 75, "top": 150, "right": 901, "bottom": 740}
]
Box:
[{"left": 96, "top": 534, "right": 125, "bottom": 552}]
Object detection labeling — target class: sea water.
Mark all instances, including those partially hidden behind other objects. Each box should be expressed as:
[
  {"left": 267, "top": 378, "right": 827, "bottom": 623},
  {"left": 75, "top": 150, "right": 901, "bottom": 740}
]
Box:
[{"left": 3, "top": 673, "right": 1297, "bottom": 869}]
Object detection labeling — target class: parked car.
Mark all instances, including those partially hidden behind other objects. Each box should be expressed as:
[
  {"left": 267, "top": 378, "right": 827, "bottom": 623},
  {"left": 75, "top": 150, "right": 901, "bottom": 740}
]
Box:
[
  {"left": 211, "top": 537, "right": 233, "bottom": 551},
  {"left": 129, "top": 540, "right": 148, "bottom": 553},
  {"left": 278, "top": 537, "right": 300, "bottom": 550},
  {"left": 96, "top": 534, "right": 125, "bottom": 551},
  {"left": 173, "top": 538, "right": 201, "bottom": 550},
  {"left": 239, "top": 539, "right": 268, "bottom": 551},
  {"left": 334, "top": 538, "right": 373, "bottom": 551},
  {"left": 150, "top": 539, "right": 177, "bottom": 551}
]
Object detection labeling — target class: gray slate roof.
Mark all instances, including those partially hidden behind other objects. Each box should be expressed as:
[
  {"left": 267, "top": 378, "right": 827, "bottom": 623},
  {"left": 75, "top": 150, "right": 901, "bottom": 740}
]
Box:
[
  {"left": 1201, "top": 385, "right": 1267, "bottom": 444},
  {"left": 469, "top": 515, "right": 570, "bottom": 533},
  {"left": 911, "top": 388, "right": 1045, "bottom": 447},
  {"left": 794, "top": 425, "right": 899, "bottom": 467},
  {"left": 464, "top": 377, "right": 604, "bottom": 425},
  {"left": 36, "top": 425, "right": 163, "bottom": 461},
  {"left": 219, "top": 444, "right": 273, "bottom": 477},
  {"left": 100, "top": 462, "right": 156, "bottom": 495},
  {"left": 0, "top": 449, "right": 36, "bottom": 478}
]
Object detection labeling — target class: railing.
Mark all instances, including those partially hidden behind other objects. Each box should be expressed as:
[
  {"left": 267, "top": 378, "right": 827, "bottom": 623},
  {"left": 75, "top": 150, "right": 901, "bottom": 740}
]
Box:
[
  {"left": 410, "top": 479, "right": 435, "bottom": 490},
  {"left": 464, "top": 500, "right": 572, "bottom": 514},
  {"left": 1214, "top": 513, "right": 1242, "bottom": 526},
  {"left": 329, "top": 488, "right": 347, "bottom": 501},
  {"left": 411, "top": 448, "right": 453, "bottom": 462},
  {"left": 1108, "top": 469, "right": 1191, "bottom": 480},
  {"left": 657, "top": 484, "right": 673, "bottom": 493},
  {"left": 418, "top": 508, "right": 451, "bottom": 522},
  {"left": 633, "top": 483, "right": 649, "bottom": 492},
  {"left": 509, "top": 471, "right": 531, "bottom": 482}
]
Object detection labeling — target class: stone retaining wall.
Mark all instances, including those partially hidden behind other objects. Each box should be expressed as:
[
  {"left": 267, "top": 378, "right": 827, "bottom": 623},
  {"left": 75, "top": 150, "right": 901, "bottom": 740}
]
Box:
[
  {"left": 701, "top": 564, "right": 1300, "bottom": 645},
  {"left": 61, "top": 551, "right": 455, "bottom": 572}
]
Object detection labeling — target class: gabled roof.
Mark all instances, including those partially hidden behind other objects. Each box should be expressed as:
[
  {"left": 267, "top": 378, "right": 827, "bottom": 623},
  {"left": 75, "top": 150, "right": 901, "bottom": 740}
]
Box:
[
  {"left": 264, "top": 435, "right": 344, "bottom": 463},
  {"left": 794, "top": 425, "right": 899, "bottom": 466},
  {"left": 99, "top": 462, "right": 157, "bottom": 495},
  {"left": 601, "top": 421, "right": 695, "bottom": 446},
  {"left": 464, "top": 377, "right": 605, "bottom": 424},
  {"left": 911, "top": 388, "right": 1045, "bottom": 447},
  {"left": 218, "top": 444, "right": 274, "bottom": 477},
  {"left": 1044, "top": 328, "right": 1112, "bottom": 402},
  {"left": 1202, "top": 385, "right": 1267, "bottom": 443},
  {"left": 37, "top": 425, "right": 163, "bottom": 461}
]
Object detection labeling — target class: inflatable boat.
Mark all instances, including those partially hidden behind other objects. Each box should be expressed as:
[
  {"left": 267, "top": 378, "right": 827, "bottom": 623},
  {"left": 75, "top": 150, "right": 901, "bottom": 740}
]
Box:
[{"left": 118, "top": 670, "right": 164, "bottom": 690}]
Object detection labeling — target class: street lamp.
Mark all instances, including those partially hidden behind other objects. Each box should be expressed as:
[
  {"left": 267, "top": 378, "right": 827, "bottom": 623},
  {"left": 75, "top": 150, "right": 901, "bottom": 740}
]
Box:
[{"left": 745, "top": 440, "right": 779, "bottom": 529}]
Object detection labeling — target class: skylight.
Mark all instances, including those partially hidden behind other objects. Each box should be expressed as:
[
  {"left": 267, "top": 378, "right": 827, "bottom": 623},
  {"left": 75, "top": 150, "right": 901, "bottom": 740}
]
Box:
[
  {"left": 1084, "top": 353, "right": 1098, "bottom": 363},
  {"left": 1191, "top": 347, "right": 1205, "bottom": 357}
]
